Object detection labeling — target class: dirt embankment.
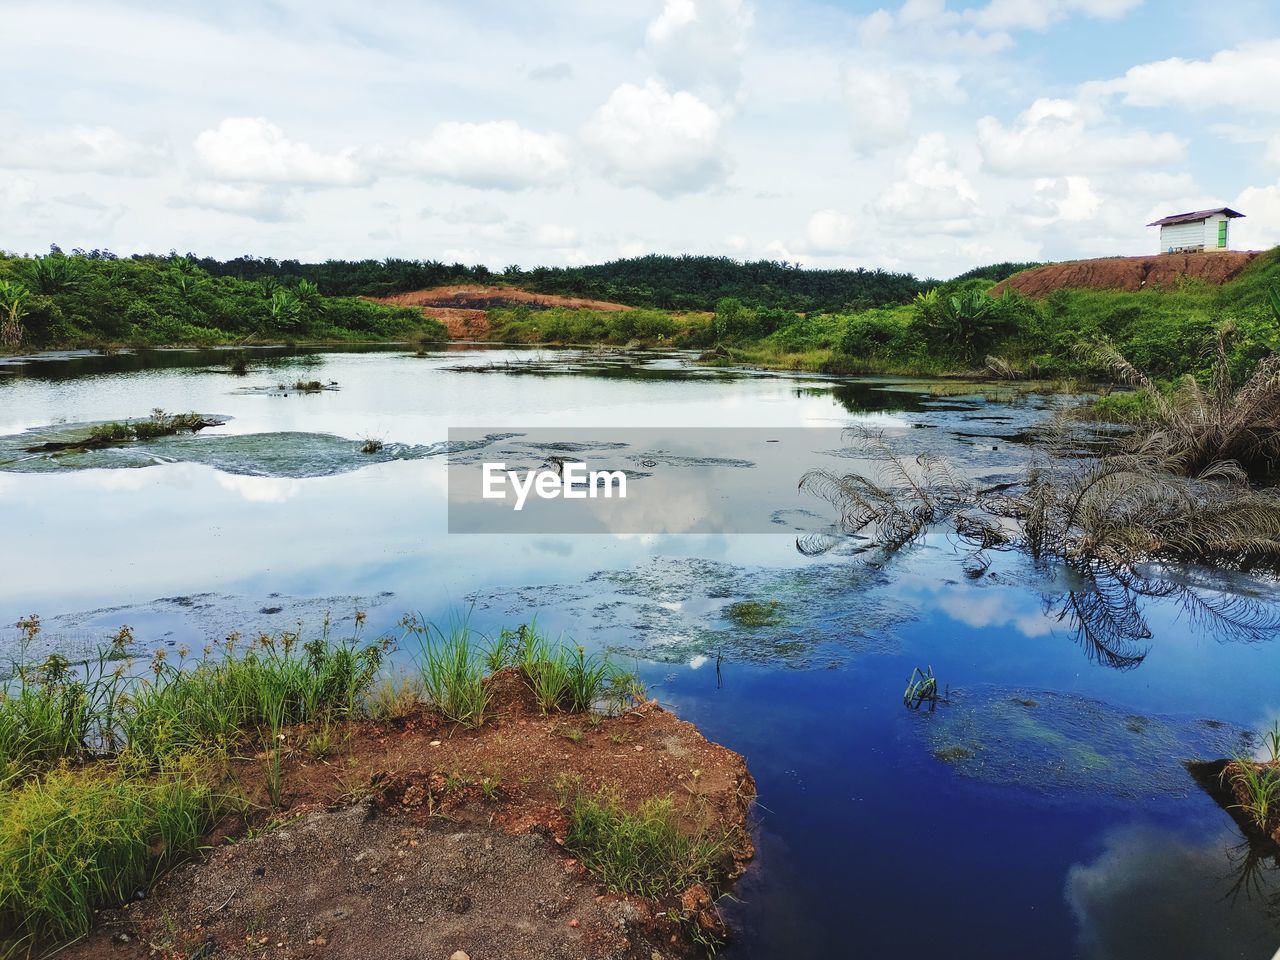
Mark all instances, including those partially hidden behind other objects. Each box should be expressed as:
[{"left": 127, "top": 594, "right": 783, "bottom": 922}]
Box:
[
  {"left": 72, "top": 672, "right": 755, "bottom": 960},
  {"left": 370, "top": 286, "right": 634, "bottom": 339},
  {"left": 992, "top": 251, "right": 1262, "bottom": 299}
]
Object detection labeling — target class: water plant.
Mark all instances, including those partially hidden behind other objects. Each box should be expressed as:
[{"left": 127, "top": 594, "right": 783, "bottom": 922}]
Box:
[
  {"left": 724, "top": 599, "right": 781, "bottom": 627},
  {"left": 903, "top": 665, "right": 947, "bottom": 710},
  {"left": 359, "top": 437, "right": 385, "bottom": 454}
]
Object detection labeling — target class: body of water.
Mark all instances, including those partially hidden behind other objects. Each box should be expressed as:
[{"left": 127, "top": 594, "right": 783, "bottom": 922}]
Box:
[{"left": 1, "top": 345, "right": 1277, "bottom": 959}]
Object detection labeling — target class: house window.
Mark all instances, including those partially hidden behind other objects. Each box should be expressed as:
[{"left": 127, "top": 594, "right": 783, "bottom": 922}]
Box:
[{"left": 1218, "top": 221, "right": 1228, "bottom": 248}]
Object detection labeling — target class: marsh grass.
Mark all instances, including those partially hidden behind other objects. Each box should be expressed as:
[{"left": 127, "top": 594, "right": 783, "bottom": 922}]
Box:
[
  {"left": 0, "top": 756, "right": 218, "bottom": 945},
  {"left": 563, "top": 790, "right": 727, "bottom": 901},
  {"left": 407, "top": 618, "right": 489, "bottom": 727},
  {"left": 1228, "top": 757, "right": 1280, "bottom": 831},
  {"left": 85, "top": 409, "right": 216, "bottom": 445},
  {"left": 365, "top": 673, "right": 424, "bottom": 721},
  {"left": 512, "top": 623, "right": 641, "bottom": 715}
]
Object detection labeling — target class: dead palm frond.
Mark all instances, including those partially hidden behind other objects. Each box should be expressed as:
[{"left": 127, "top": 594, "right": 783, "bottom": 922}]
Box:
[{"left": 1086, "top": 327, "right": 1280, "bottom": 481}]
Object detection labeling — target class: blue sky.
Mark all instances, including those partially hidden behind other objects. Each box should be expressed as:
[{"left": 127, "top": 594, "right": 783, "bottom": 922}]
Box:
[{"left": 3, "top": 0, "right": 1279, "bottom": 277}]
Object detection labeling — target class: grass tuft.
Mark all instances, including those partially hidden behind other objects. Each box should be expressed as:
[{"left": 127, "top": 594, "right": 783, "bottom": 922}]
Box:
[{"left": 563, "top": 790, "right": 727, "bottom": 900}]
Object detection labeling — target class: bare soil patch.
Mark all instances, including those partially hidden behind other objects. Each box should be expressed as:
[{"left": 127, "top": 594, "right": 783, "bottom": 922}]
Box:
[
  {"left": 66, "top": 672, "right": 755, "bottom": 960},
  {"left": 371, "top": 286, "right": 634, "bottom": 339},
  {"left": 992, "top": 251, "right": 1261, "bottom": 298}
]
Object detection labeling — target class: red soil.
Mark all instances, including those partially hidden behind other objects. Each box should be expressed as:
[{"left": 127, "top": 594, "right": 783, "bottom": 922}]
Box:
[
  {"left": 992, "top": 251, "right": 1262, "bottom": 298},
  {"left": 370, "top": 286, "right": 634, "bottom": 339},
  {"left": 66, "top": 672, "right": 755, "bottom": 960}
]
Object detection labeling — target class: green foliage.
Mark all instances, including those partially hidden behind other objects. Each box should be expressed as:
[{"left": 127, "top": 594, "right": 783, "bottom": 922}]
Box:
[
  {"left": 0, "top": 250, "right": 446, "bottom": 351},
  {"left": 563, "top": 790, "right": 727, "bottom": 900},
  {"left": 513, "top": 623, "right": 641, "bottom": 715},
  {"left": 1228, "top": 757, "right": 1280, "bottom": 831},
  {"left": 486, "top": 305, "right": 709, "bottom": 346},
  {"left": 0, "top": 758, "right": 216, "bottom": 945},
  {"left": 407, "top": 619, "right": 490, "bottom": 727}
]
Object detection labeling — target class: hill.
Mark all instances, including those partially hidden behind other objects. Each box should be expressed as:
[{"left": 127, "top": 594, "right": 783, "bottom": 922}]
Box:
[
  {"left": 993, "top": 252, "right": 1261, "bottom": 298},
  {"left": 369, "top": 286, "right": 634, "bottom": 338}
]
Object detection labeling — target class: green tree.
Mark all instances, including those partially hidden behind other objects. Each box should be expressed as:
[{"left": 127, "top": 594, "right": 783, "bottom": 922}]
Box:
[{"left": 0, "top": 279, "right": 30, "bottom": 351}]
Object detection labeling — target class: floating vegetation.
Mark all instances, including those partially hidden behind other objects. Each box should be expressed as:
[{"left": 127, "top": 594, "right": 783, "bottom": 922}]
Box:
[
  {"left": 19, "top": 409, "right": 225, "bottom": 453},
  {"left": 724, "top": 600, "right": 782, "bottom": 627},
  {"left": 466, "top": 556, "right": 902, "bottom": 668},
  {"left": 903, "top": 665, "right": 948, "bottom": 710},
  {"left": 919, "top": 688, "right": 1252, "bottom": 800},
  {"left": 278, "top": 378, "right": 337, "bottom": 393},
  {"left": 0, "top": 592, "right": 396, "bottom": 664},
  {"left": 0, "top": 426, "right": 447, "bottom": 477},
  {"left": 360, "top": 437, "right": 385, "bottom": 454}
]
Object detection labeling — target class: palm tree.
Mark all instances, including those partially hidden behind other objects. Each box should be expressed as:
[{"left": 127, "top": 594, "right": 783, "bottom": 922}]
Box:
[{"left": 0, "top": 279, "right": 30, "bottom": 352}]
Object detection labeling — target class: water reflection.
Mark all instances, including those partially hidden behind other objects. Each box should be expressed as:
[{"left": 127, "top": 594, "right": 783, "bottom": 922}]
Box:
[{"left": 1065, "top": 825, "right": 1280, "bottom": 959}]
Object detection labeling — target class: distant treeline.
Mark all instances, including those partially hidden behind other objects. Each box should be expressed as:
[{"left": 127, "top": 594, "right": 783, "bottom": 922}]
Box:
[
  {"left": 186, "top": 252, "right": 1021, "bottom": 313},
  {"left": 0, "top": 248, "right": 447, "bottom": 350}
]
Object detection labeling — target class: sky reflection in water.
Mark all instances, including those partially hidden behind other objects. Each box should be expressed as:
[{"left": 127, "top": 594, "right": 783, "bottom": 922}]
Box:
[{"left": 1, "top": 346, "right": 1278, "bottom": 958}]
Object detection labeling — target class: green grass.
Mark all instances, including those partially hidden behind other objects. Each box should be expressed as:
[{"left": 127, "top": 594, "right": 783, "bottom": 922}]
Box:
[
  {"left": 408, "top": 619, "right": 490, "bottom": 727},
  {"left": 0, "top": 757, "right": 218, "bottom": 946},
  {"left": 1229, "top": 757, "right": 1280, "bottom": 831},
  {"left": 563, "top": 790, "right": 727, "bottom": 900},
  {"left": 512, "top": 623, "right": 642, "bottom": 714}
]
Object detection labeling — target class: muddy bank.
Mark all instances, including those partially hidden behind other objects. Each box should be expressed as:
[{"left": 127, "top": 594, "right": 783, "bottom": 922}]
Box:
[{"left": 67, "top": 672, "right": 755, "bottom": 960}]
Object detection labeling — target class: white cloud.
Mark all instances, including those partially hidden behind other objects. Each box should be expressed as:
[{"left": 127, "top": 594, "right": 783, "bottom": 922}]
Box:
[
  {"left": 977, "top": 98, "right": 1184, "bottom": 175},
  {"left": 969, "top": 0, "right": 1143, "bottom": 31},
  {"left": 874, "top": 133, "right": 981, "bottom": 233},
  {"left": 384, "top": 120, "right": 569, "bottom": 190},
  {"left": 806, "top": 209, "right": 856, "bottom": 252},
  {"left": 844, "top": 67, "right": 913, "bottom": 152},
  {"left": 0, "top": 125, "right": 168, "bottom": 174},
  {"left": 1232, "top": 182, "right": 1280, "bottom": 251},
  {"left": 582, "top": 80, "right": 727, "bottom": 196},
  {"left": 1015, "top": 176, "right": 1101, "bottom": 223},
  {"left": 534, "top": 224, "right": 578, "bottom": 247},
  {"left": 170, "top": 182, "right": 291, "bottom": 221},
  {"left": 1086, "top": 40, "right": 1280, "bottom": 113},
  {"left": 645, "top": 0, "right": 753, "bottom": 101},
  {"left": 194, "top": 118, "right": 365, "bottom": 186}
]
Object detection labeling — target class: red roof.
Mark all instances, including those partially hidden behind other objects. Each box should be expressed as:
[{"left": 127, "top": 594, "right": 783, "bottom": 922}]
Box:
[{"left": 1147, "top": 207, "right": 1245, "bottom": 227}]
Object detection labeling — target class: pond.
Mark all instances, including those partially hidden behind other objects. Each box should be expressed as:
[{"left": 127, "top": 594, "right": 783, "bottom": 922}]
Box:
[{"left": 1, "top": 345, "right": 1278, "bottom": 959}]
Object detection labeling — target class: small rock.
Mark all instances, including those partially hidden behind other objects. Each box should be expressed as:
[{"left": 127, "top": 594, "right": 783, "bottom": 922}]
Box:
[
  {"left": 569, "top": 918, "right": 580, "bottom": 928},
  {"left": 450, "top": 952, "right": 471, "bottom": 960},
  {"left": 430, "top": 740, "right": 442, "bottom": 748}
]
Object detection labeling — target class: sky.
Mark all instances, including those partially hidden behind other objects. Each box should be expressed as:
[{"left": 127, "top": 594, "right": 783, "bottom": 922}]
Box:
[{"left": 3, "top": 0, "right": 1280, "bottom": 278}]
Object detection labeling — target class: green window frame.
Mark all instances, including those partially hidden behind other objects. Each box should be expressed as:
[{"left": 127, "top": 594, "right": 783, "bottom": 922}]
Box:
[{"left": 1218, "top": 220, "right": 1228, "bottom": 248}]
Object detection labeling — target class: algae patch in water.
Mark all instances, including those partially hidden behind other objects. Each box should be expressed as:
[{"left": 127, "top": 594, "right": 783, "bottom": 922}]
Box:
[
  {"left": 0, "top": 420, "right": 504, "bottom": 478},
  {"left": 467, "top": 556, "right": 905, "bottom": 667},
  {"left": 920, "top": 688, "right": 1252, "bottom": 800}
]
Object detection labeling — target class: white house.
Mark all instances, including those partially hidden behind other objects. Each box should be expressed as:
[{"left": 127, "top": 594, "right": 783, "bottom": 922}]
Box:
[{"left": 1147, "top": 207, "right": 1244, "bottom": 253}]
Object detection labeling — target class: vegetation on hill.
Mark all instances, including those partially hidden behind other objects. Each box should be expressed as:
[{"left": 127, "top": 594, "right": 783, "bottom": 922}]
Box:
[
  {"left": 0, "top": 248, "right": 447, "bottom": 351},
  {"left": 189, "top": 251, "right": 933, "bottom": 313}
]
